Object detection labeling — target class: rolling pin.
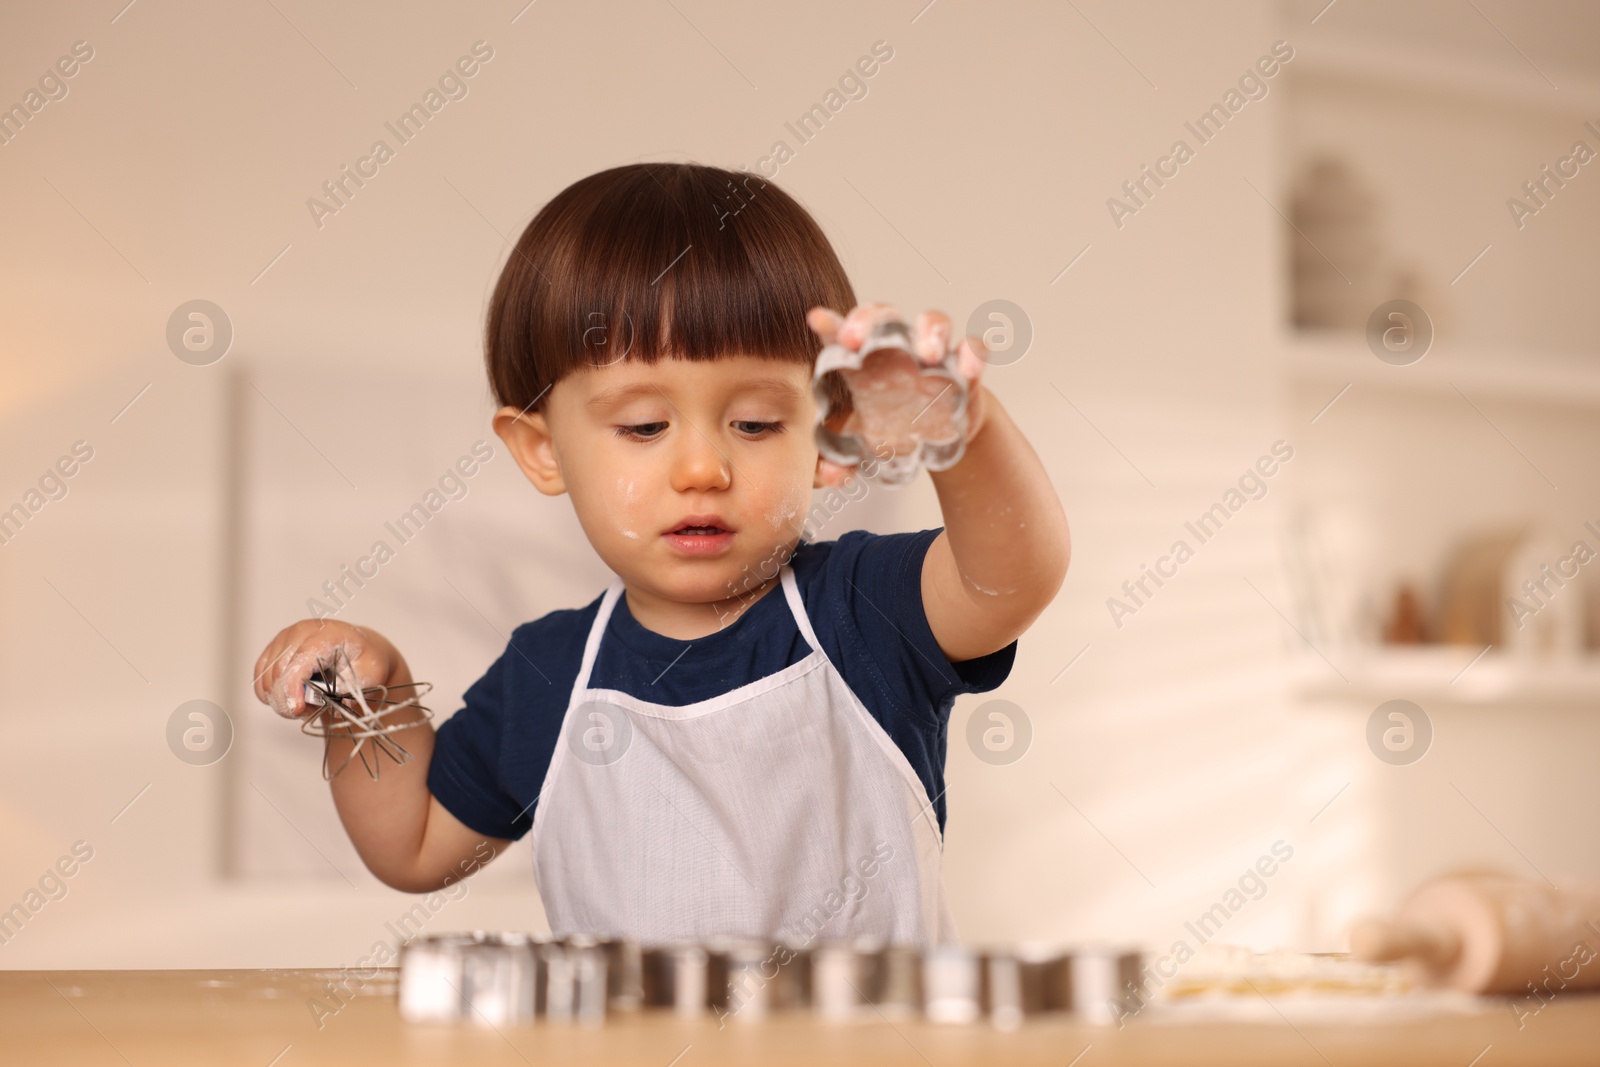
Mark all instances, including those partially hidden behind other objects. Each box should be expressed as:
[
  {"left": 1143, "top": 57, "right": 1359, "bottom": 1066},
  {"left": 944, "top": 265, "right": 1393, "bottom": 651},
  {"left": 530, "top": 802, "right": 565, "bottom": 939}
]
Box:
[{"left": 1349, "top": 872, "right": 1600, "bottom": 995}]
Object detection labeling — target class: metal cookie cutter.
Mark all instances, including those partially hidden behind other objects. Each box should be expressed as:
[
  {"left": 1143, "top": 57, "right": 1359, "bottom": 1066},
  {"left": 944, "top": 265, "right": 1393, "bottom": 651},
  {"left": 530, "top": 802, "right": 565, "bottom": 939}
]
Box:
[
  {"left": 873, "top": 942, "right": 925, "bottom": 1018},
  {"left": 707, "top": 939, "right": 785, "bottom": 1023},
  {"left": 598, "top": 937, "right": 644, "bottom": 1012},
  {"left": 1070, "top": 946, "right": 1143, "bottom": 1026},
  {"left": 460, "top": 933, "right": 538, "bottom": 1027},
  {"left": 922, "top": 945, "right": 982, "bottom": 1024},
  {"left": 641, "top": 944, "right": 710, "bottom": 1017},
  {"left": 398, "top": 933, "right": 476, "bottom": 1023},
  {"left": 980, "top": 943, "right": 1071, "bottom": 1030},
  {"left": 540, "top": 938, "right": 608, "bottom": 1024},
  {"left": 810, "top": 938, "right": 879, "bottom": 1022},
  {"left": 813, "top": 314, "right": 969, "bottom": 487}
]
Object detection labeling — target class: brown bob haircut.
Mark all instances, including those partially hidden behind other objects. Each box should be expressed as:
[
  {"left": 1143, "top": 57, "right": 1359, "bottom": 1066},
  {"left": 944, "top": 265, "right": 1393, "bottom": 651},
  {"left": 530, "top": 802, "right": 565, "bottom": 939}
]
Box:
[{"left": 485, "top": 162, "right": 856, "bottom": 418}]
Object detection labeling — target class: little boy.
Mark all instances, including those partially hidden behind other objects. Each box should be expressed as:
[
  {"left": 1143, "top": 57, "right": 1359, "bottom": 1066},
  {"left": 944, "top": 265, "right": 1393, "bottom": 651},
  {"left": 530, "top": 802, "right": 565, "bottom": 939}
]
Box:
[{"left": 253, "top": 162, "right": 1069, "bottom": 946}]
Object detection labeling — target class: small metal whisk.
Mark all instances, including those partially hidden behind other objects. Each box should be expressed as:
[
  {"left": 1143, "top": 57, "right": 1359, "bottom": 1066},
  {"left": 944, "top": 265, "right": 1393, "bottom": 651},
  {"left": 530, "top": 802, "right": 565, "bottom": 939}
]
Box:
[{"left": 299, "top": 646, "right": 434, "bottom": 780}]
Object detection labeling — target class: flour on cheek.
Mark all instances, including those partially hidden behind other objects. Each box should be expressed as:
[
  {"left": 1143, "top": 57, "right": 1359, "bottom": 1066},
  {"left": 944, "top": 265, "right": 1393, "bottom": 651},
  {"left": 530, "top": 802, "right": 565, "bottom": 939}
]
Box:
[
  {"left": 615, "top": 476, "right": 643, "bottom": 539},
  {"left": 764, "top": 484, "right": 808, "bottom": 533}
]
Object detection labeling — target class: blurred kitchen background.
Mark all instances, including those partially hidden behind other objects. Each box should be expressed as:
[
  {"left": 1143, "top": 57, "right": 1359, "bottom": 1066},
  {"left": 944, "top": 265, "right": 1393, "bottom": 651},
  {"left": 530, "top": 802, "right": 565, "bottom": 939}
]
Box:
[{"left": 1, "top": 0, "right": 1597, "bottom": 968}]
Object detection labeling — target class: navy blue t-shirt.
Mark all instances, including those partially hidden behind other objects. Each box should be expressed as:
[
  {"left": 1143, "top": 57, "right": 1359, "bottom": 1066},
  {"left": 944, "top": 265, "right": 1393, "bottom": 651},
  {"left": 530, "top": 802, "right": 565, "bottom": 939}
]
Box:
[{"left": 427, "top": 527, "right": 1017, "bottom": 842}]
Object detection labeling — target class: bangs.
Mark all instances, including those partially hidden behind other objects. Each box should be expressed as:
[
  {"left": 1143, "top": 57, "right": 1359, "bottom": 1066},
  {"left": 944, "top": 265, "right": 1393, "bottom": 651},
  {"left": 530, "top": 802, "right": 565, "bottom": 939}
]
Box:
[{"left": 486, "top": 163, "right": 857, "bottom": 415}]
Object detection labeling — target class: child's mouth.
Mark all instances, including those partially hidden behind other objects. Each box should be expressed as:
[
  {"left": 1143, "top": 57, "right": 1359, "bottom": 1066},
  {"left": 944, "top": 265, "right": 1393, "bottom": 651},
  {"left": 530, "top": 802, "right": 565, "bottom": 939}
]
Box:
[{"left": 664, "top": 518, "right": 735, "bottom": 555}]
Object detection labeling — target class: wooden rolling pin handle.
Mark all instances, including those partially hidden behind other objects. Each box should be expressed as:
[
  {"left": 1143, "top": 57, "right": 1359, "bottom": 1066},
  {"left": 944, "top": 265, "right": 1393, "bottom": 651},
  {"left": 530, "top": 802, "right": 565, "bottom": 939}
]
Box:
[{"left": 1349, "top": 917, "right": 1462, "bottom": 971}]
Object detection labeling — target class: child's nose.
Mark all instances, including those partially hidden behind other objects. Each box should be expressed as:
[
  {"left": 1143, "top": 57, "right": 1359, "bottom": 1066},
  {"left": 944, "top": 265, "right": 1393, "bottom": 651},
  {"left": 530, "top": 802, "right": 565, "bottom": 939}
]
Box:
[{"left": 668, "top": 433, "right": 732, "bottom": 493}]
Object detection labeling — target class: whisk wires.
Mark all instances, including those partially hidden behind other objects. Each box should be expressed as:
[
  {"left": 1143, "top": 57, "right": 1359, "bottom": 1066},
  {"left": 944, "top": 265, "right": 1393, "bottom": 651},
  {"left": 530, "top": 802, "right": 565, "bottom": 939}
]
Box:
[{"left": 299, "top": 646, "right": 434, "bottom": 780}]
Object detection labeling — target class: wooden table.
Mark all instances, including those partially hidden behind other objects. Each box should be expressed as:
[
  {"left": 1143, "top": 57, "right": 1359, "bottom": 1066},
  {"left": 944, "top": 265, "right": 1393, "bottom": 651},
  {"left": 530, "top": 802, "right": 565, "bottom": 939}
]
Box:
[{"left": 3, "top": 968, "right": 1597, "bottom": 1065}]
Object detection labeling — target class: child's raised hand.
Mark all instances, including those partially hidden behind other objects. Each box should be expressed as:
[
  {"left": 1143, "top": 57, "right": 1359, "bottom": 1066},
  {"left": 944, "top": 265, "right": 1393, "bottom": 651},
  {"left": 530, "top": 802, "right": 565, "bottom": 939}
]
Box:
[
  {"left": 806, "top": 302, "right": 990, "bottom": 488},
  {"left": 252, "top": 619, "right": 400, "bottom": 719}
]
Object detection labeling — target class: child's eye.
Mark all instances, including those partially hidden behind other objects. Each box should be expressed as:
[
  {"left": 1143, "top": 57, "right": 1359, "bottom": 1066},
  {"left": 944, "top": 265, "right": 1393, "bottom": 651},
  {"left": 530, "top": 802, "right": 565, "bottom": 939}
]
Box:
[
  {"left": 615, "top": 422, "right": 668, "bottom": 440},
  {"left": 734, "top": 421, "right": 784, "bottom": 437}
]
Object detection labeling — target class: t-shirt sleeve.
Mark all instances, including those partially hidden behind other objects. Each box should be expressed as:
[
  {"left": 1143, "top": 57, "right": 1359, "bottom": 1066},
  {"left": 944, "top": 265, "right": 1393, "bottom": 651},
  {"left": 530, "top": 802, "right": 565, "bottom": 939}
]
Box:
[
  {"left": 834, "top": 526, "right": 1018, "bottom": 719},
  {"left": 427, "top": 643, "right": 534, "bottom": 841}
]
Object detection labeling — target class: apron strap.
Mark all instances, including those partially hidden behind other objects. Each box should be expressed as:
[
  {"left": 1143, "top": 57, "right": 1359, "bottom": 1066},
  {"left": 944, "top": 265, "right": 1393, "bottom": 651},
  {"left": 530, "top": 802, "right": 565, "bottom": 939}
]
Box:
[
  {"left": 779, "top": 565, "right": 823, "bottom": 654},
  {"left": 573, "top": 575, "right": 626, "bottom": 695},
  {"left": 582, "top": 568, "right": 815, "bottom": 693}
]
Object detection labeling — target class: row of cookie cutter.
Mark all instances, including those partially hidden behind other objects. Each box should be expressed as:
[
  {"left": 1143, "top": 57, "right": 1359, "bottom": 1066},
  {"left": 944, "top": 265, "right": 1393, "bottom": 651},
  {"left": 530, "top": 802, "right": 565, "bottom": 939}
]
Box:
[
  {"left": 812, "top": 315, "right": 971, "bottom": 488},
  {"left": 400, "top": 933, "right": 618, "bottom": 1026},
  {"left": 399, "top": 931, "right": 1142, "bottom": 1029}
]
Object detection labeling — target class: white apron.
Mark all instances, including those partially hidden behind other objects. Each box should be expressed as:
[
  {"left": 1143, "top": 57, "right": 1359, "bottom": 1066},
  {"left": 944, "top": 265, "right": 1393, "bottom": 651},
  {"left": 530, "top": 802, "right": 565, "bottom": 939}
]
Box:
[{"left": 529, "top": 563, "right": 958, "bottom": 946}]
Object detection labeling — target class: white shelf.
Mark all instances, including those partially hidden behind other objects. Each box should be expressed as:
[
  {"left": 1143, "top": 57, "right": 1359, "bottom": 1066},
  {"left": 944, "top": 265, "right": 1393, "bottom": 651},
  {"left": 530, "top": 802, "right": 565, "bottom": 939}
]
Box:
[
  {"left": 1288, "top": 333, "right": 1600, "bottom": 410},
  {"left": 1292, "top": 32, "right": 1600, "bottom": 116},
  {"left": 1293, "top": 646, "right": 1600, "bottom": 707}
]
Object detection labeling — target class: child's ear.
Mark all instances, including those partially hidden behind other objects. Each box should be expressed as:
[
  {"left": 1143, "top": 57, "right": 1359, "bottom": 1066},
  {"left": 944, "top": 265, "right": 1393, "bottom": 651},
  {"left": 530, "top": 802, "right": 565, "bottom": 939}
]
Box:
[
  {"left": 813, "top": 456, "right": 855, "bottom": 490},
  {"left": 493, "top": 405, "right": 566, "bottom": 495}
]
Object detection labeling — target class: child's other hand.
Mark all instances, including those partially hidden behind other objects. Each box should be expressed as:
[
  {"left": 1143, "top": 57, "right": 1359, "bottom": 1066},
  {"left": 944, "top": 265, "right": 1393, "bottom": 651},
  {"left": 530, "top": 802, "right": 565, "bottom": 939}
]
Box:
[
  {"left": 252, "top": 620, "right": 399, "bottom": 719},
  {"left": 806, "top": 302, "right": 990, "bottom": 489}
]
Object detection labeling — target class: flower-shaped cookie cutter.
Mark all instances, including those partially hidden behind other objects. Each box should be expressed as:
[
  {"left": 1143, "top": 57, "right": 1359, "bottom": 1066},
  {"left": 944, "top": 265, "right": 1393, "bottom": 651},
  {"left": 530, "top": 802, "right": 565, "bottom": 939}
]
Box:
[{"left": 812, "top": 315, "right": 969, "bottom": 487}]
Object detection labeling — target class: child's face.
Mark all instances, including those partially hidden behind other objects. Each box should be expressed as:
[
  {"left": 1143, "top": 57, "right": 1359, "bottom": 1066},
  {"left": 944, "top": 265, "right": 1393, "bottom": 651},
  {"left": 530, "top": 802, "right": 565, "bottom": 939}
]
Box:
[{"left": 498, "top": 354, "right": 822, "bottom": 608}]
